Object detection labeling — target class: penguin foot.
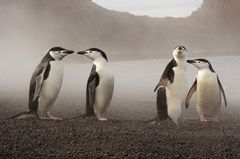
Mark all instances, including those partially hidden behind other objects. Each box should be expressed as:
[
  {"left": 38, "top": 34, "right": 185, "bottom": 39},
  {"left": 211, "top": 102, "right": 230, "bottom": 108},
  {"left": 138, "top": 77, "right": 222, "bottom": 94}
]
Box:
[
  {"left": 146, "top": 117, "right": 171, "bottom": 125},
  {"left": 96, "top": 113, "right": 107, "bottom": 121},
  {"left": 40, "top": 113, "right": 62, "bottom": 120},
  {"left": 98, "top": 117, "right": 107, "bottom": 121},
  {"left": 47, "top": 112, "right": 62, "bottom": 120},
  {"left": 200, "top": 118, "right": 219, "bottom": 122},
  {"left": 50, "top": 117, "right": 63, "bottom": 120},
  {"left": 40, "top": 116, "right": 62, "bottom": 120},
  {"left": 172, "top": 119, "right": 179, "bottom": 125},
  {"left": 146, "top": 118, "right": 159, "bottom": 125}
]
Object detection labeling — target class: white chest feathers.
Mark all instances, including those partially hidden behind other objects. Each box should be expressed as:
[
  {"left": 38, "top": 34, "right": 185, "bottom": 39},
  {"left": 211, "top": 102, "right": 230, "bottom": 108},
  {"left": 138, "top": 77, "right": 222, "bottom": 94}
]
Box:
[
  {"left": 168, "top": 67, "right": 188, "bottom": 97},
  {"left": 94, "top": 62, "right": 114, "bottom": 114},
  {"left": 197, "top": 70, "right": 220, "bottom": 97},
  {"left": 196, "top": 70, "right": 221, "bottom": 120},
  {"left": 166, "top": 65, "right": 187, "bottom": 124},
  {"left": 39, "top": 61, "right": 64, "bottom": 105}
]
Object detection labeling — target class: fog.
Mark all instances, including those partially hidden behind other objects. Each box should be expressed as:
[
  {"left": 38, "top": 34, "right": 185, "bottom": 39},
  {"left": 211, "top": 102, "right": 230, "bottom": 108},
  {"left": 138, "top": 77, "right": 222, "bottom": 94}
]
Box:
[
  {"left": 0, "top": 55, "right": 239, "bottom": 120},
  {"left": 0, "top": 1, "right": 239, "bottom": 120},
  {"left": 1, "top": 3, "right": 240, "bottom": 158}
]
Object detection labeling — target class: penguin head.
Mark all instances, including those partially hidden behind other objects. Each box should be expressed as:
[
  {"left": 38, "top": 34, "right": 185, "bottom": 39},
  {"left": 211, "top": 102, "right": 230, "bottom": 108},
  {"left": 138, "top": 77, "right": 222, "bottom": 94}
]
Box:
[
  {"left": 173, "top": 45, "right": 187, "bottom": 58},
  {"left": 78, "top": 48, "right": 108, "bottom": 62},
  {"left": 187, "top": 58, "right": 215, "bottom": 72},
  {"left": 49, "top": 47, "right": 74, "bottom": 60}
]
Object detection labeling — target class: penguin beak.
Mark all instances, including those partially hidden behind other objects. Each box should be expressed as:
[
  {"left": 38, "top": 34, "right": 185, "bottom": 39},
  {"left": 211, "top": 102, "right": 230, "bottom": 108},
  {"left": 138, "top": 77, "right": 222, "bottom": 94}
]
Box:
[
  {"left": 63, "top": 50, "right": 74, "bottom": 54},
  {"left": 77, "top": 51, "right": 86, "bottom": 55},
  {"left": 187, "top": 60, "right": 195, "bottom": 64},
  {"left": 180, "top": 45, "right": 187, "bottom": 51},
  {"left": 175, "top": 45, "right": 187, "bottom": 54}
]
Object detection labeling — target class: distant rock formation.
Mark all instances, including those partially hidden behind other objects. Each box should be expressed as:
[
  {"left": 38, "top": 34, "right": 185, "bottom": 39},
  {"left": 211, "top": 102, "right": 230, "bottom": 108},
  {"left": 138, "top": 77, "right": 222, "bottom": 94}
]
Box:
[
  {"left": 188, "top": 0, "right": 240, "bottom": 55},
  {"left": 0, "top": 0, "right": 239, "bottom": 60}
]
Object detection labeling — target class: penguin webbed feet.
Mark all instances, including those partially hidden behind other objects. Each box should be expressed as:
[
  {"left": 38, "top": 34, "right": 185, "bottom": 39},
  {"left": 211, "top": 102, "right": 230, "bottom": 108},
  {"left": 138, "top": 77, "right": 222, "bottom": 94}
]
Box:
[
  {"left": 39, "top": 112, "right": 62, "bottom": 120},
  {"left": 98, "top": 117, "right": 108, "bottom": 121},
  {"left": 83, "top": 113, "right": 108, "bottom": 121},
  {"left": 96, "top": 114, "right": 108, "bottom": 121},
  {"left": 200, "top": 117, "right": 220, "bottom": 122},
  {"left": 146, "top": 116, "right": 172, "bottom": 125}
]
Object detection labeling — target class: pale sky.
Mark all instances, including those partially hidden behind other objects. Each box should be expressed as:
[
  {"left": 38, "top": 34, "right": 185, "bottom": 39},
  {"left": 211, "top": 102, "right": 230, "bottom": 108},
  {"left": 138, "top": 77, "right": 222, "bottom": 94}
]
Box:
[{"left": 93, "top": 0, "right": 203, "bottom": 18}]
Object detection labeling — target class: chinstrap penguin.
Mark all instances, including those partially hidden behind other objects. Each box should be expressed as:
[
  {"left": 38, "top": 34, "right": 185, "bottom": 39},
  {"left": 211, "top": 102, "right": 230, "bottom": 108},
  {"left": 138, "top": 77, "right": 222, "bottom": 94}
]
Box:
[
  {"left": 153, "top": 45, "right": 188, "bottom": 124},
  {"left": 13, "top": 47, "right": 74, "bottom": 120},
  {"left": 78, "top": 48, "right": 114, "bottom": 121},
  {"left": 186, "top": 58, "right": 227, "bottom": 122}
]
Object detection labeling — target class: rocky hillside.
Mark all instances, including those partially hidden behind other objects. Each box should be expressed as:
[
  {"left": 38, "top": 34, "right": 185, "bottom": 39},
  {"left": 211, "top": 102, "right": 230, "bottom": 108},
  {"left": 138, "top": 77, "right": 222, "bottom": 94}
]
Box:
[
  {"left": 0, "top": 0, "right": 239, "bottom": 60},
  {"left": 183, "top": 0, "right": 240, "bottom": 55}
]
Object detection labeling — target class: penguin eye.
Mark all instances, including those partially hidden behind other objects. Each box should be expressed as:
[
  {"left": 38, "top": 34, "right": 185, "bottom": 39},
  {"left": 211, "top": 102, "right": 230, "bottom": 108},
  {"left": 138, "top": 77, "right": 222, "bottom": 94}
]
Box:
[
  {"left": 89, "top": 51, "right": 92, "bottom": 53},
  {"left": 55, "top": 51, "right": 61, "bottom": 54}
]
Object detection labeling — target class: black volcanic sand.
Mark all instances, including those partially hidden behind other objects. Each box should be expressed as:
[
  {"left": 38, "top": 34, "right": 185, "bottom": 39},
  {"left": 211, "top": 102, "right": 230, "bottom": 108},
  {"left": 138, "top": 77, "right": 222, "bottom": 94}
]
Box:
[{"left": 0, "top": 98, "right": 240, "bottom": 159}]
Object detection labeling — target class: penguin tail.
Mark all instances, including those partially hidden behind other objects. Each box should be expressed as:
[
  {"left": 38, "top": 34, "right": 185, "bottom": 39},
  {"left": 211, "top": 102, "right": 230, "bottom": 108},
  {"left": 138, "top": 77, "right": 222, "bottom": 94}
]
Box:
[{"left": 8, "top": 112, "right": 38, "bottom": 120}]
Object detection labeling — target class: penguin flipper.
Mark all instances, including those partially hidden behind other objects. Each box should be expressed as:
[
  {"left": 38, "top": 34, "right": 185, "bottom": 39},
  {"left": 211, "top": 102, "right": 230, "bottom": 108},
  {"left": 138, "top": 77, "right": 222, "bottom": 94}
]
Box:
[
  {"left": 86, "top": 65, "right": 99, "bottom": 116},
  {"left": 33, "top": 72, "right": 45, "bottom": 101},
  {"left": 32, "top": 63, "right": 49, "bottom": 101},
  {"left": 86, "top": 80, "right": 96, "bottom": 116},
  {"left": 185, "top": 79, "right": 197, "bottom": 108},
  {"left": 154, "top": 59, "right": 177, "bottom": 92},
  {"left": 154, "top": 78, "right": 168, "bottom": 92},
  {"left": 217, "top": 76, "right": 227, "bottom": 107},
  {"left": 162, "top": 59, "right": 177, "bottom": 83},
  {"left": 156, "top": 87, "right": 169, "bottom": 120},
  {"left": 28, "top": 61, "right": 50, "bottom": 113}
]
